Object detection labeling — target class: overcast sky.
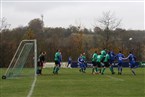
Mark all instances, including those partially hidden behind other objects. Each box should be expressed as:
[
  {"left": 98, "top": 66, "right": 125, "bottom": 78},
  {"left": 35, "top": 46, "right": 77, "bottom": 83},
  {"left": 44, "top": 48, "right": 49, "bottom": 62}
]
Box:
[{"left": 1, "top": 0, "right": 144, "bottom": 30}]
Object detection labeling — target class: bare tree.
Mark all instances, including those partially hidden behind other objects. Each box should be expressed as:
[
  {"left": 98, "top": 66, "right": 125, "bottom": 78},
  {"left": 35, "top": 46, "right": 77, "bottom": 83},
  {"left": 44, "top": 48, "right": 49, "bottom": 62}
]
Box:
[
  {"left": 98, "top": 11, "right": 121, "bottom": 30},
  {"left": 0, "top": 17, "right": 11, "bottom": 32},
  {"left": 96, "top": 11, "right": 122, "bottom": 48}
]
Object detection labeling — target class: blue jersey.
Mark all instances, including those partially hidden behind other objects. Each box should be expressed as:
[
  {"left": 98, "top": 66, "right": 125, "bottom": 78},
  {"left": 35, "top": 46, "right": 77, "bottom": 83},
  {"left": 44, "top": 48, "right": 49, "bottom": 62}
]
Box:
[
  {"left": 78, "top": 56, "right": 84, "bottom": 64},
  {"left": 116, "top": 53, "right": 125, "bottom": 63},
  {"left": 126, "top": 54, "right": 137, "bottom": 68},
  {"left": 109, "top": 51, "right": 115, "bottom": 61},
  {"left": 126, "top": 54, "right": 136, "bottom": 64},
  {"left": 59, "top": 55, "right": 62, "bottom": 62},
  {"left": 68, "top": 57, "right": 72, "bottom": 63}
]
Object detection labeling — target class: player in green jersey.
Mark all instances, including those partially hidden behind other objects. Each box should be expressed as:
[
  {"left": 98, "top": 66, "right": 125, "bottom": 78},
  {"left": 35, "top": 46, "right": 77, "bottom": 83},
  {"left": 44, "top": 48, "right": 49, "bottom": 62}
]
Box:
[
  {"left": 53, "top": 49, "right": 61, "bottom": 74},
  {"left": 96, "top": 53, "right": 103, "bottom": 74},
  {"left": 101, "top": 48, "right": 107, "bottom": 63},
  {"left": 101, "top": 51, "right": 111, "bottom": 75},
  {"left": 91, "top": 51, "right": 98, "bottom": 74}
]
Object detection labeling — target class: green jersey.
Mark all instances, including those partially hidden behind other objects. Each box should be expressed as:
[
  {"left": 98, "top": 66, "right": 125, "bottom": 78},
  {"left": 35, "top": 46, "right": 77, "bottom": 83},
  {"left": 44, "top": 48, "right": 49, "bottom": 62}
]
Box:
[
  {"left": 101, "top": 50, "right": 106, "bottom": 56},
  {"left": 82, "top": 55, "right": 86, "bottom": 61},
  {"left": 54, "top": 52, "right": 60, "bottom": 61},
  {"left": 104, "top": 54, "right": 110, "bottom": 62},
  {"left": 92, "top": 53, "right": 97, "bottom": 62},
  {"left": 97, "top": 55, "right": 103, "bottom": 62}
]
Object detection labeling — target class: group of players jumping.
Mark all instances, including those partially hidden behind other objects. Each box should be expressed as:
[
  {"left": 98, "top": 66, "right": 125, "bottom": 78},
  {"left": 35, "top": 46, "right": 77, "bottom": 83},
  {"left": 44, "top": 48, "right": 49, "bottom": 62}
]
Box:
[{"left": 78, "top": 48, "right": 137, "bottom": 75}]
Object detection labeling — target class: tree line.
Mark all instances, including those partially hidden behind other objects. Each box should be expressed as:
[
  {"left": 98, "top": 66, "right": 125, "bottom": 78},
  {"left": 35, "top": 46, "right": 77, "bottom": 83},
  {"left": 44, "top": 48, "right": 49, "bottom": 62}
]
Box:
[{"left": 0, "top": 13, "right": 145, "bottom": 67}]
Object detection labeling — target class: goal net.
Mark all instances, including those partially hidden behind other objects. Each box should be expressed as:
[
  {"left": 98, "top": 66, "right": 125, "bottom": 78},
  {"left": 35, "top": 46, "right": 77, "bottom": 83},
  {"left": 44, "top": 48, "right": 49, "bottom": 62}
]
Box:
[{"left": 2, "top": 39, "right": 37, "bottom": 79}]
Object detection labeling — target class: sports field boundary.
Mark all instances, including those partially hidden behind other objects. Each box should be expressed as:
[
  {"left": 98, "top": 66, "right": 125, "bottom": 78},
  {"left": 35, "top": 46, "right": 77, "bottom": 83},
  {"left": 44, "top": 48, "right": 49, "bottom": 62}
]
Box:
[
  {"left": 106, "top": 75, "right": 124, "bottom": 81},
  {"left": 27, "top": 76, "right": 37, "bottom": 97}
]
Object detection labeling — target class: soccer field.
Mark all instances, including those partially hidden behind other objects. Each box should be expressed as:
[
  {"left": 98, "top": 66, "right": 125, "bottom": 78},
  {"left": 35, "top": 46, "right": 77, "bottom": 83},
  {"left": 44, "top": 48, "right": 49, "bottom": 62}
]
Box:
[{"left": 0, "top": 68, "right": 145, "bottom": 97}]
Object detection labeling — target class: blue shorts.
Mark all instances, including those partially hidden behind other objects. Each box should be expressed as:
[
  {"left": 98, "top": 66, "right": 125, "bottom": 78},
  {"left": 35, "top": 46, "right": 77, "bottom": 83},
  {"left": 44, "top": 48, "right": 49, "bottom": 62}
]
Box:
[
  {"left": 68, "top": 61, "right": 71, "bottom": 64},
  {"left": 79, "top": 63, "right": 86, "bottom": 68},
  {"left": 129, "top": 62, "right": 136, "bottom": 68},
  {"left": 79, "top": 63, "right": 83, "bottom": 68},
  {"left": 118, "top": 62, "right": 123, "bottom": 66},
  {"left": 109, "top": 60, "right": 114, "bottom": 64}
]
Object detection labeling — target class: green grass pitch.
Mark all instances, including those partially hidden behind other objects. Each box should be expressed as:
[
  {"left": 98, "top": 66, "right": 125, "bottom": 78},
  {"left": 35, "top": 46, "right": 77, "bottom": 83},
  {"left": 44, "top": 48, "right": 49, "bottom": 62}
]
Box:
[{"left": 0, "top": 68, "right": 145, "bottom": 97}]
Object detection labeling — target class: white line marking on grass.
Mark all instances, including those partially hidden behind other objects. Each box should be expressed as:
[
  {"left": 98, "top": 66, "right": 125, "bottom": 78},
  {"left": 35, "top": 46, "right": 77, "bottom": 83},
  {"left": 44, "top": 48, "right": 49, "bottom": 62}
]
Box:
[
  {"left": 106, "top": 75, "right": 124, "bottom": 81},
  {"left": 27, "top": 76, "right": 37, "bottom": 97}
]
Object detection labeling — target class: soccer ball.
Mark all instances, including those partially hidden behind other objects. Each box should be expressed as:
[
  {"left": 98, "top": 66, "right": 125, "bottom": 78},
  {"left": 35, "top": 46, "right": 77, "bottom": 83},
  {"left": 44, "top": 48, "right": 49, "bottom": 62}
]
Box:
[{"left": 129, "top": 38, "right": 132, "bottom": 40}]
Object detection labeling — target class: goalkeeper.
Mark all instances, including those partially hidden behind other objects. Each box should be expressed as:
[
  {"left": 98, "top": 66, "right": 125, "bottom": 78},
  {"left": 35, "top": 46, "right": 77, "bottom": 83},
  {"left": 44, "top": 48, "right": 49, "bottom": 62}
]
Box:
[{"left": 37, "top": 51, "right": 46, "bottom": 75}]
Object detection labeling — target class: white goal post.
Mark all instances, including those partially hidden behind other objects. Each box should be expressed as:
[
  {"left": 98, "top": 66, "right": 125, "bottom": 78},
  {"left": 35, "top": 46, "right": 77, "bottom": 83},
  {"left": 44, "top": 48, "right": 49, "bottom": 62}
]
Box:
[{"left": 2, "top": 39, "right": 37, "bottom": 79}]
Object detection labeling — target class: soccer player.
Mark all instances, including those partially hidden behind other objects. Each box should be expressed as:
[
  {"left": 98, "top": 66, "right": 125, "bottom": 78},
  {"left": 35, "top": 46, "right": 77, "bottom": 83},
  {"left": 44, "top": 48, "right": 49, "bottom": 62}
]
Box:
[
  {"left": 59, "top": 52, "right": 62, "bottom": 67},
  {"left": 37, "top": 51, "right": 46, "bottom": 75},
  {"left": 101, "top": 48, "right": 107, "bottom": 64},
  {"left": 78, "top": 54, "right": 85, "bottom": 73},
  {"left": 115, "top": 51, "right": 125, "bottom": 75},
  {"left": 53, "top": 49, "right": 61, "bottom": 74},
  {"left": 101, "top": 48, "right": 106, "bottom": 57},
  {"left": 123, "top": 52, "right": 137, "bottom": 75},
  {"left": 82, "top": 52, "right": 87, "bottom": 72},
  {"left": 91, "top": 51, "right": 98, "bottom": 74},
  {"left": 101, "top": 51, "right": 110, "bottom": 75},
  {"left": 96, "top": 53, "right": 103, "bottom": 74},
  {"left": 67, "top": 56, "right": 72, "bottom": 68},
  {"left": 108, "top": 50, "right": 115, "bottom": 74}
]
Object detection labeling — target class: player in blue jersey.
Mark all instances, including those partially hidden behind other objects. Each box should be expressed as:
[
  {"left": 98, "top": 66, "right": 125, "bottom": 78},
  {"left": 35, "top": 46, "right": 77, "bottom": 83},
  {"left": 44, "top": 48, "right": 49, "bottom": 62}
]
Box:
[
  {"left": 123, "top": 52, "right": 137, "bottom": 75},
  {"left": 115, "top": 51, "right": 125, "bottom": 75},
  {"left": 108, "top": 50, "right": 115, "bottom": 74},
  {"left": 78, "top": 54, "right": 85, "bottom": 73},
  {"left": 67, "top": 56, "right": 72, "bottom": 68}
]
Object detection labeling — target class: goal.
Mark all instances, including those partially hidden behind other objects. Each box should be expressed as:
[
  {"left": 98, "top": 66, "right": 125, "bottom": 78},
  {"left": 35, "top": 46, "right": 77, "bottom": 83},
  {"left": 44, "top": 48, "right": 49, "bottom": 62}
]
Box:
[{"left": 2, "top": 39, "right": 37, "bottom": 79}]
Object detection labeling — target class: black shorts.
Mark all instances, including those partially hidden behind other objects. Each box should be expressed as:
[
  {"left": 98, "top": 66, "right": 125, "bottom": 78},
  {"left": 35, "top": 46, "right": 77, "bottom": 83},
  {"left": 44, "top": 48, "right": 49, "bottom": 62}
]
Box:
[
  {"left": 55, "top": 61, "right": 59, "bottom": 65},
  {"left": 104, "top": 62, "right": 110, "bottom": 67},
  {"left": 92, "top": 61, "right": 97, "bottom": 66},
  {"left": 38, "top": 61, "right": 43, "bottom": 67},
  {"left": 97, "top": 62, "right": 102, "bottom": 67}
]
